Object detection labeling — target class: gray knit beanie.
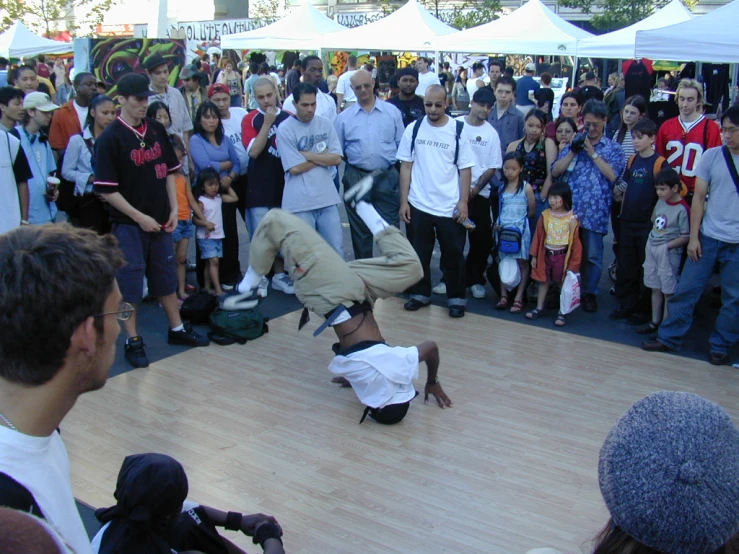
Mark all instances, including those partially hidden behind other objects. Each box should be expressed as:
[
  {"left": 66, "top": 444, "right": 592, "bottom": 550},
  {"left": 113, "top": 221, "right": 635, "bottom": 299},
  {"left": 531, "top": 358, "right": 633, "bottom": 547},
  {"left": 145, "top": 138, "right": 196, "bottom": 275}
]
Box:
[{"left": 598, "top": 391, "right": 739, "bottom": 554}]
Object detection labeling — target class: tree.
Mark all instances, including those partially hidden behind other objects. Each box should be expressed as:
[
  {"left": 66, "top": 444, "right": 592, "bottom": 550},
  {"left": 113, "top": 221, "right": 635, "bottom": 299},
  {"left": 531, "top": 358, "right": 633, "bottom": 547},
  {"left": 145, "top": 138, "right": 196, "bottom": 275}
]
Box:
[
  {"left": 0, "top": 0, "right": 116, "bottom": 36},
  {"left": 442, "top": 0, "right": 501, "bottom": 30},
  {"left": 559, "top": 0, "right": 695, "bottom": 32},
  {"left": 250, "top": 0, "right": 289, "bottom": 26}
]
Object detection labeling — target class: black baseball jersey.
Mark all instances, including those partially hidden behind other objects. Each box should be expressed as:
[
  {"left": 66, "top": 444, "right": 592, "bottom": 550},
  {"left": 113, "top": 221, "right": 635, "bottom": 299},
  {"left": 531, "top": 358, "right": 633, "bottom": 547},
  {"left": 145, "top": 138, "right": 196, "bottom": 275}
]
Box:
[
  {"left": 93, "top": 117, "right": 180, "bottom": 225},
  {"left": 241, "top": 109, "right": 291, "bottom": 209}
]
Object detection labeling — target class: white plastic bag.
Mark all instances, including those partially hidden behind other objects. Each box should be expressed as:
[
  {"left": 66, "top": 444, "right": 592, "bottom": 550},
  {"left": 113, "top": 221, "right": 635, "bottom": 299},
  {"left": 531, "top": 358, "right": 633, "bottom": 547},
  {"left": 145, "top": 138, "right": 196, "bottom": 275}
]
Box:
[
  {"left": 499, "top": 257, "right": 521, "bottom": 291},
  {"left": 559, "top": 270, "right": 581, "bottom": 315}
]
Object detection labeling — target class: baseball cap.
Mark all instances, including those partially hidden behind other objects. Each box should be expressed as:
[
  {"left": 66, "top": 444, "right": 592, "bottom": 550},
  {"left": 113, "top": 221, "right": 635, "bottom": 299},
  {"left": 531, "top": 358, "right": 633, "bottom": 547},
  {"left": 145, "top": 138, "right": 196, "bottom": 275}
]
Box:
[
  {"left": 525, "top": 62, "right": 536, "bottom": 72},
  {"left": 117, "top": 73, "right": 156, "bottom": 97},
  {"left": 585, "top": 70, "right": 597, "bottom": 81},
  {"left": 143, "top": 53, "right": 167, "bottom": 72},
  {"left": 180, "top": 65, "right": 198, "bottom": 80},
  {"left": 22, "top": 92, "right": 59, "bottom": 112},
  {"left": 208, "top": 82, "right": 229, "bottom": 98}
]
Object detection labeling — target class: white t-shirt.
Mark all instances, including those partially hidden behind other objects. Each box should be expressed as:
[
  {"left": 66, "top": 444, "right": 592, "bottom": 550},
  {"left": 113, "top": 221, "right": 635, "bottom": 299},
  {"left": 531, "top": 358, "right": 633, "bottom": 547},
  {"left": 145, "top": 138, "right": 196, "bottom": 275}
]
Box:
[
  {"left": 73, "top": 100, "right": 88, "bottom": 133},
  {"left": 336, "top": 70, "right": 357, "bottom": 103},
  {"left": 396, "top": 116, "right": 476, "bottom": 217},
  {"left": 416, "top": 71, "right": 441, "bottom": 97},
  {"left": 456, "top": 116, "right": 502, "bottom": 198},
  {"left": 0, "top": 131, "right": 22, "bottom": 234},
  {"left": 283, "top": 91, "right": 337, "bottom": 124},
  {"left": 328, "top": 344, "right": 419, "bottom": 409},
  {"left": 466, "top": 74, "right": 484, "bottom": 100},
  {"left": 222, "top": 107, "right": 248, "bottom": 174},
  {"left": 0, "top": 427, "right": 93, "bottom": 554}
]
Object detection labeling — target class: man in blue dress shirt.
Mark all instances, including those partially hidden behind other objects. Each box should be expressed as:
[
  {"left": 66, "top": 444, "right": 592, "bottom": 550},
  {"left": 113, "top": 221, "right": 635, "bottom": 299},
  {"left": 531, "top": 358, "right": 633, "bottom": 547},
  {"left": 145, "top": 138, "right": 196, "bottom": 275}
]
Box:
[{"left": 335, "top": 69, "right": 405, "bottom": 259}]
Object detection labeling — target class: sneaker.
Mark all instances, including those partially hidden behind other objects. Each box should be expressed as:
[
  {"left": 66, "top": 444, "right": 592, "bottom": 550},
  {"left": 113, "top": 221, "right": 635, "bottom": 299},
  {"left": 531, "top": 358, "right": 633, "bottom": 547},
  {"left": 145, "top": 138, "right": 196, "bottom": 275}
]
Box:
[
  {"left": 271, "top": 273, "right": 295, "bottom": 294},
  {"left": 220, "top": 289, "right": 259, "bottom": 311},
  {"left": 168, "top": 322, "right": 210, "bottom": 347},
  {"left": 469, "top": 284, "right": 486, "bottom": 299},
  {"left": 343, "top": 171, "right": 382, "bottom": 207},
  {"left": 125, "top": 336, "right": 149, "bottom": 368},
  {"left": 257, "top": 277, "right": 270, "bottom": 298},
  {"left": 186, "top": 260, "right": 196, "bottom": 272},
  {"left": 449, "top": 305, "right": 465, "bottom": 318},
  {"left": 432, "top": 282, "right": 447, "bottom": 295},
  {"left": 221, "top": 283, "right": 235, "bottom": 291}
]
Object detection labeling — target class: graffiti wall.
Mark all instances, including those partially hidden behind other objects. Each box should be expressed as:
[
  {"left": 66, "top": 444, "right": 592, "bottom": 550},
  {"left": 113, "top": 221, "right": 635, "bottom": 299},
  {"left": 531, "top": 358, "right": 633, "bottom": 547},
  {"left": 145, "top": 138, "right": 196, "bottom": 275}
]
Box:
[{"left": 87, "top": 38, "right": 187, "bottom": 97}]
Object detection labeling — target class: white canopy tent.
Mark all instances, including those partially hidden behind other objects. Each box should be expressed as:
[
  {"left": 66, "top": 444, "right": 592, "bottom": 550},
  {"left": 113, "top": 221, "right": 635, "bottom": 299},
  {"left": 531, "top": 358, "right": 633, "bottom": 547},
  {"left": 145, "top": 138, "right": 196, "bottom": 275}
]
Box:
[
  {"left": 578, "top": 0, "right": 693, "bottom": 59},
  {"left": 0, "top": 22, "right": 73, "bottom": 59},
  {"left": 221, "top": 3, "right": 347, "bottom": 51},
  {"left": 436, "top": 0, "right": 592, "bottom": 56},
  {"left": 635, "top": 0, "right": 739, "bottom": 62},
  {"left": 319, "top": 0, "right": 457, "bottom": 52}
]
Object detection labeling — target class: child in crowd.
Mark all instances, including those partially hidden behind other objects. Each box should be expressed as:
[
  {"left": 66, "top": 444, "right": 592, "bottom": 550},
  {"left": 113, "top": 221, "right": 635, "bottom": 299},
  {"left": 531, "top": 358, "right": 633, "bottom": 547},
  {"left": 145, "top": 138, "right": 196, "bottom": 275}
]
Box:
[
  {"left": 193, "top": 168, "right": 238, "bottom": 296},
  {"left": 611, "top": 118, "right": 667, "bottom": 324},
  {"left": 526, "top": 181, "right": 582, "bottom": 327},
  {"left": 495, "top": 151, "right": 535, "bottom": 314},
  {"left": 640, "top": 168, "right": 690, "bottom": 335},
  {"left": 172, "top": 144, "right": 207, "bottom": 302}
]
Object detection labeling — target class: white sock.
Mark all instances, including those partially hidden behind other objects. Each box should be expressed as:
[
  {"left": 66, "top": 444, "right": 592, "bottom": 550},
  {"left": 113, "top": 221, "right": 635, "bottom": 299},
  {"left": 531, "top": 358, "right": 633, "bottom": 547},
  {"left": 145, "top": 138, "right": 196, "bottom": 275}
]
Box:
[
  {"left": 237, "top": 266, "right": 263, "bottom": 293},
  {"left": 171, "top": 323, "right": 184, "bottom": 332},
  {"left": 355, "top": 201, "right": 389, "bottom": 236}
]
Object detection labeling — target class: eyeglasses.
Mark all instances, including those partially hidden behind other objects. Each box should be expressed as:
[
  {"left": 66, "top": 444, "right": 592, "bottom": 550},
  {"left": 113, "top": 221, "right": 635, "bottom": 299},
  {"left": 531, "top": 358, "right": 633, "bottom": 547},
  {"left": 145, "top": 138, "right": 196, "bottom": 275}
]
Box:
[
  {"left": 721, "top": 127, "right": 739, "bottom": 135},
  {"left": 93, "top": 302, "right": 134, "bottom": 321},
  {"left": 352, "top": 83, "right": 373, "bottom": 90}
]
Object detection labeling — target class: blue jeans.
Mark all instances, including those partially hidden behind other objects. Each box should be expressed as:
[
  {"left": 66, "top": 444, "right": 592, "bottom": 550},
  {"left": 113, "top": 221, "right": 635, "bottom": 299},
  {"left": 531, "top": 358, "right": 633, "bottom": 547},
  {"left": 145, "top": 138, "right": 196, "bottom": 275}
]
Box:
[
  {"left": 579, "top": 228, "right": 605, "bottom": 295},
  {"left": 293, "top": 205, "right": 344, "bottom": 257},
  {"left": 658, "top": 233, "right": 739, "bottom": 354},
  {"left": 244, "top": 206, "right": 271, "bottom": 238}
]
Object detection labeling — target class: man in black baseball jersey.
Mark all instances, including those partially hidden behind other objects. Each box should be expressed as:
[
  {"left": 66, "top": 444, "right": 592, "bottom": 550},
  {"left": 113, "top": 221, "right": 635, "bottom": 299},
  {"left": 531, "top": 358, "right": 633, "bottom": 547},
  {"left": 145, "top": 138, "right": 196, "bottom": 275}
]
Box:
[{"left": 94, "top": 73, "right": 209, "bottom": 368}]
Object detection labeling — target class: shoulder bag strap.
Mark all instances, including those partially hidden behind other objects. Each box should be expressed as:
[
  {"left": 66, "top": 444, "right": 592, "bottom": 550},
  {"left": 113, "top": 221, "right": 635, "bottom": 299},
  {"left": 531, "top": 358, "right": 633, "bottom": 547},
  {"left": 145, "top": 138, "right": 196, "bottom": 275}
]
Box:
[
  {"left": 721, "top": 146, "right": 739, "bottom": 196},
  {"left": 0, "top": 472, "right": 46, "bottom": 519}
]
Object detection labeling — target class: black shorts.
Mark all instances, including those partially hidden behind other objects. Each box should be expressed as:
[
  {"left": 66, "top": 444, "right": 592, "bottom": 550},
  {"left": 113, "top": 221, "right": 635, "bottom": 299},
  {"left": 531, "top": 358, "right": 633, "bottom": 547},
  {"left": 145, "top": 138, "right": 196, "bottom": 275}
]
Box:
[{"left": 113, "top": 223, "right": 177, "bottom": 303}]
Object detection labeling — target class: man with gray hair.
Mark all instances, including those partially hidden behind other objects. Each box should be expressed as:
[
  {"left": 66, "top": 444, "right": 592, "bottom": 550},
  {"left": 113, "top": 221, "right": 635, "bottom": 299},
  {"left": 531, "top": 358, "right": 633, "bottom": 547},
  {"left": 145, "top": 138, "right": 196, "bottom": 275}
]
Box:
[
  {"left": 336, "top": 69, "right": 405, "bottom": 259},
  {"left": 552, "top": 99, "right": 625, "bottom": 313},
  {"left": 336, "top": 55, "right": 358, "bottom": 112}
]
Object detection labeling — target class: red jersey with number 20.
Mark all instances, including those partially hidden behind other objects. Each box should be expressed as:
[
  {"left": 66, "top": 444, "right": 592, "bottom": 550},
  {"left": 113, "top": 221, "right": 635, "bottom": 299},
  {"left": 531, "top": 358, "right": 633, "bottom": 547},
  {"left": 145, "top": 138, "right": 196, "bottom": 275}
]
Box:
[{"left": 656, "top": 116, "right": 722, "bottom": 193}]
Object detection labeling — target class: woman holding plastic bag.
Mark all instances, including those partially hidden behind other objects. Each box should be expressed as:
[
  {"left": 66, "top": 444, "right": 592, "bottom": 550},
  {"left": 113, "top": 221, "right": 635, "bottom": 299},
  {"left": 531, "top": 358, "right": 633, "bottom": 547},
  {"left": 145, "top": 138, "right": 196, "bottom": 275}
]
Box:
[{"left": 526, "top": 181, "right": 583, "bottom": 326}]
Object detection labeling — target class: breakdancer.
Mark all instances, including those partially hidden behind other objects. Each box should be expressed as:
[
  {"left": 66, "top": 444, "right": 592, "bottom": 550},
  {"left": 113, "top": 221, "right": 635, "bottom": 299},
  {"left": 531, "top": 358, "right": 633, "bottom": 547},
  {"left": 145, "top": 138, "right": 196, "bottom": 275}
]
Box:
[{"left": 222, "top": 176, "right": 453, "bottom": 424}]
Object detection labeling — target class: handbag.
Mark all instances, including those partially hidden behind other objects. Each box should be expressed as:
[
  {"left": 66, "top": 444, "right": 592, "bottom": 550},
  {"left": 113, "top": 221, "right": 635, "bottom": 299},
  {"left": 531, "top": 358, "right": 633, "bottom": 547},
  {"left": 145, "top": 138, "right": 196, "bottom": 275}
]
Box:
[{"left": 559, "top": 271, "right": 581, "bottom": 315}]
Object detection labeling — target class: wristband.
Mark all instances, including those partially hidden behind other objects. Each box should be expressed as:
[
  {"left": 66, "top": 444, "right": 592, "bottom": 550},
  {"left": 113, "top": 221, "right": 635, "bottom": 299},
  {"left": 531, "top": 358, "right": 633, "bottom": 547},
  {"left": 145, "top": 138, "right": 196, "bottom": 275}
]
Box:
[
  {"left": 252, "top": 522, "right": 282, "bottom": 547},
  {"left": 20, "top": 220, "right": 29, "bottom": 225},
  {"left": 427, "top": 377, "right": 440, "bottom": 385},
  {"left": 225, "top": 511, "right": 243, "bottom": 531}
]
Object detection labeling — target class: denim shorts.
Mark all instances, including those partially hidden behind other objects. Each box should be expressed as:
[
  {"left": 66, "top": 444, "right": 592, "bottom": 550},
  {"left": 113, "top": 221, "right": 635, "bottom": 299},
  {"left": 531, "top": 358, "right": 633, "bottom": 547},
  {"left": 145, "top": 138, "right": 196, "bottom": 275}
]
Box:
[
  {"left": 198, "top": 238, "right": 223, "bottom": 259},
  {"left": 112, "top": 223, "right": 177, "bottom": 303},
  {"left": 172, "top": 220, "right": 193, "bottom": 242}
]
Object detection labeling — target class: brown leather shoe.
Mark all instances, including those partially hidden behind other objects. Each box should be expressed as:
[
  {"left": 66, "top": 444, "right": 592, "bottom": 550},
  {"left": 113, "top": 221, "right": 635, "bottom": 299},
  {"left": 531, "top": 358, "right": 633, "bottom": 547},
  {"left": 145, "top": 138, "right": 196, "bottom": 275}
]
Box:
[
  {"left": 582, "top": 293, "right": 598, "bottom": 312},
  {"left": 641, "top": 339, "right": 671, "bottom": 352}
]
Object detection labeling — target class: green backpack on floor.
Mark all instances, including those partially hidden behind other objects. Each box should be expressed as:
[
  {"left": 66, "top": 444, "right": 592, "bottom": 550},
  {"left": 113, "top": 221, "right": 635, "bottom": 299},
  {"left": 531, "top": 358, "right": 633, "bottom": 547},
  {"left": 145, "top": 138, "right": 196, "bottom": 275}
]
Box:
[{"left": 208, "top": 308, "right": 269, "bottom": 345}]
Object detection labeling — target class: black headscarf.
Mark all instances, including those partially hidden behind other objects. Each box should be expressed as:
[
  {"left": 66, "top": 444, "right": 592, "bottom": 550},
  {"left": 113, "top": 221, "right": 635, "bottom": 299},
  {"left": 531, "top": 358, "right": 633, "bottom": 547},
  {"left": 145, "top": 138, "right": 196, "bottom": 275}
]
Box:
[{"left": 95, "top": 453, "right": 189, "bottom": 554}]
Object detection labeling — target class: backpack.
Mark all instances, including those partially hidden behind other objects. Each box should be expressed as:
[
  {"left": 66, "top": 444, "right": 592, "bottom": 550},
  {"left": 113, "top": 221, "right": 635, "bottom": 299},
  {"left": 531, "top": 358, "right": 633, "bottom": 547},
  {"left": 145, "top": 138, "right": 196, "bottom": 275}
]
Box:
[
  {"left": 626, "top": 154, "right": 667, "bottom": 179},
  {"left": 209, "top": 308, "right": 268, "bottom": 345},
  {"left": 180, "top": 290, "right": 218, "bottom": 324},
  {"left": 410, "top": 116, "right": 464, "bottom": 166}
]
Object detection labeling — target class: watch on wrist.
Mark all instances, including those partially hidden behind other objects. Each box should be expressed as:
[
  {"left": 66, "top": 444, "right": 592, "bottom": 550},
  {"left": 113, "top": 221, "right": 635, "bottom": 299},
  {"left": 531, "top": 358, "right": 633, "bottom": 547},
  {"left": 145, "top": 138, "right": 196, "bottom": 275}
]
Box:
[
  {"left": 427, "top": 377, "right": 440, "bottom": 385},
  {"left": 591, "top": 152, "right": 600, "bottom": 160}
]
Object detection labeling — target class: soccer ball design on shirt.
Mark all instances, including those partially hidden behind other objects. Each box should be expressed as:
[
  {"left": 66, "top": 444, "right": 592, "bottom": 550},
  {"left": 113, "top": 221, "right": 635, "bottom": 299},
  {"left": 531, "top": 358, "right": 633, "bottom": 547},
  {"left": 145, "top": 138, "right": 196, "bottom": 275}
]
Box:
[{"left": 654, "top": 214, "right": 668, "bottom": 231}]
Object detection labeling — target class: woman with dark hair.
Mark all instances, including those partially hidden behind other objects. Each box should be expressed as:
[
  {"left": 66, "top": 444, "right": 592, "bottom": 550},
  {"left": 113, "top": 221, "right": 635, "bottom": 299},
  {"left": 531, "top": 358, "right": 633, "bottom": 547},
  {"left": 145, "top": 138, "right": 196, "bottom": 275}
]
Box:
[
  {"left": 527, "top": 391, "right": 739, "bottom": 554},
  {"left": 92, "top": 453, "right": 285, "bottom": 554},
  {"left": 189, "top": 101, "right": 242, "bottom": 287},
  {"left": 452, "top": 69, "right": 470, "bottom": 111},
  {"left": 555, "top": 117, "right": 578, "bottom": 154},
  {"left": 546, "top": 90, "right": 583, "bottom": 140},
  {"left": 506, "top": 109, "right": 557, "bottom": 226},
  {"left": 61, "top": 94, "right": 116, "bottom": 234},
  {"left": 613, "top": 94, "right": 647, "bottom": 161}
]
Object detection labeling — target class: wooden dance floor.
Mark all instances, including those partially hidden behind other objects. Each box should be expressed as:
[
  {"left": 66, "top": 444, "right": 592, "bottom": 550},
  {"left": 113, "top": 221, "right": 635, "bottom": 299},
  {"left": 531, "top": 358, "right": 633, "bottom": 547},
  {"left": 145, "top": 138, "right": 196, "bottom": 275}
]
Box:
[{"left": 64, "top": 298, "right": 739, "bottom": 553}]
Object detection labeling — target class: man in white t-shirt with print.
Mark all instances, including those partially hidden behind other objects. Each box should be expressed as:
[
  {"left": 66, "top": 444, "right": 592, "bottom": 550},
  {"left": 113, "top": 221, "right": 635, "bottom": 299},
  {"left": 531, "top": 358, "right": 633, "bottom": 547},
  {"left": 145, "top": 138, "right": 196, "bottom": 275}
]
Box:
[
  {"left": 0, "top": 224, "right": 126, "bottom": 554},
  {"left": 398, "top": 84, "right": 475, "bottom": 318},
  {"left": 335, "top": 55, "right": 358, "bottom": 111},
  {"left": 282, "top": 56, "right": 337, "bottom": 124},
  {"left": 415, "top": 57, "right": 441, "bottom": 98},
  {"left": 457, "top": 88, "right": 502, "bottom": 299}
]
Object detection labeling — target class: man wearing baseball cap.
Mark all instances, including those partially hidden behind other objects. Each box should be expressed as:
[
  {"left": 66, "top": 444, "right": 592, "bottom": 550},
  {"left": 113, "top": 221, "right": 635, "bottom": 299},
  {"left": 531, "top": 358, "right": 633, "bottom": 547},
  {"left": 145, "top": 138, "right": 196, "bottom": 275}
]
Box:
[
  {"left": 145, "top": 53, "right": 193, "bottom": 173},
  {"left": 94, "top": 73, "right": 209, "bottom": 369},
  {"left": 10, "top": 92, "right": 59, "bottom": 225},
  {"left": 516, "top": 62, "right": 540, "bottom": 115},
  {"left": 179, "top": 65, "right": 207, "bottom": 124}
]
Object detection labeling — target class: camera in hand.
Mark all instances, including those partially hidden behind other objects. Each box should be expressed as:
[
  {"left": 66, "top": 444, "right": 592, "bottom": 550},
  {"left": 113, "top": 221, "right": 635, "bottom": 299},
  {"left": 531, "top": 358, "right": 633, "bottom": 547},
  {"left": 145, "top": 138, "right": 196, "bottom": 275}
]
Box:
[{"left": 570, "top": 132, "right": 587, "bottom": 153}]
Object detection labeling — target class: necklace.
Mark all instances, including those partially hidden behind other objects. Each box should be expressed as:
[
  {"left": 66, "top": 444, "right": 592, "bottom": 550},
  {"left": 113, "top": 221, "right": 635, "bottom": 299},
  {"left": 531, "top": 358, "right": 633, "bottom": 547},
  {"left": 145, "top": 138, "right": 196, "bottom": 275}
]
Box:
[
  {"left": 118, "top": 116, "right": 147, "bottom": 148},
  {"left": 0, "top": 410, "right": 17, "bottom": 431}
]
